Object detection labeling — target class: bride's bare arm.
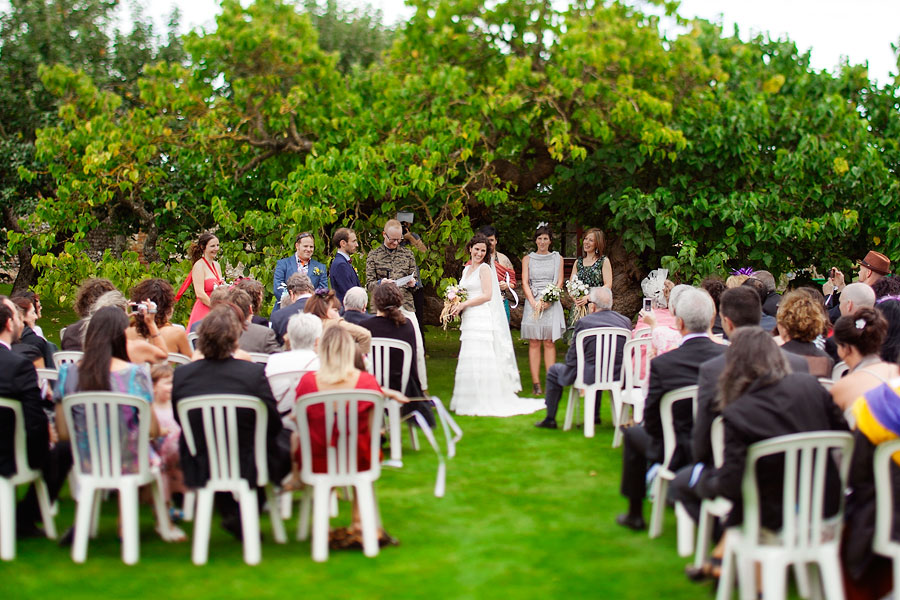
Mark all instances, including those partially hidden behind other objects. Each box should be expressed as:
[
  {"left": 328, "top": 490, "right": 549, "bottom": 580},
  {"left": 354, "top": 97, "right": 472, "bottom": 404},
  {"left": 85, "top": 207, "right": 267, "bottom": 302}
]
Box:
[{"left": 450, "top": 264, "right": 493, "bottom": 315}]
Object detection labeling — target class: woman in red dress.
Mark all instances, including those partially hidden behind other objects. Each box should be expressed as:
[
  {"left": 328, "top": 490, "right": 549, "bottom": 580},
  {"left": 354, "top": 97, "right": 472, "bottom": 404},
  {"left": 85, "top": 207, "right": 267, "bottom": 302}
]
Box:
[{"left": 182, "top": 233, "right": 224, "bottom": 330}]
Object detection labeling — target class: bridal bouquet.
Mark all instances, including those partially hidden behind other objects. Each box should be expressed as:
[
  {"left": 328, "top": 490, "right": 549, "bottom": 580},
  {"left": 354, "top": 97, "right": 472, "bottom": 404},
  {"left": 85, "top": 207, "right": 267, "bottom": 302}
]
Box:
[
  {"left": 566, "top": 277, "right": 590, "bottom": 321},
  {"left": 533, "top": 283, "right": 562, "bottom": 320},
  {"left": 439, "top": 281, "right": 468, "bottom": 330}
]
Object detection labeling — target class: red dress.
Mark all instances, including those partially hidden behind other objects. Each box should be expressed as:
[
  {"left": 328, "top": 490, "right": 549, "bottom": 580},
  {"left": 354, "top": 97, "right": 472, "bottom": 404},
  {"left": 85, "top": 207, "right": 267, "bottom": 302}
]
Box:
[
  {"left": 187, "top": 278, "right": 218, "bottom": 331},
  {"left": 294, "top": 371, "right": 383, "bottom": 473}
]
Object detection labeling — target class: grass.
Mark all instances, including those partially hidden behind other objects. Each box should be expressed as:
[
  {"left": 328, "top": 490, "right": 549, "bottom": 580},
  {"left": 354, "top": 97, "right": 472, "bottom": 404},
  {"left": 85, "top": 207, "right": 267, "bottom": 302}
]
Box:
[{"left": 2, "top": 288, "right": 718, "bottom": 599}]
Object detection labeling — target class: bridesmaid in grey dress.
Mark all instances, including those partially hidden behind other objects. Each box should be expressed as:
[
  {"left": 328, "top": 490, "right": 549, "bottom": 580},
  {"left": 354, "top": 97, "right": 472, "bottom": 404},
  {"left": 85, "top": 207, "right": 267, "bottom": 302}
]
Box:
[{"left": 521, "top": 223, "right": 566, "bottom": 395}]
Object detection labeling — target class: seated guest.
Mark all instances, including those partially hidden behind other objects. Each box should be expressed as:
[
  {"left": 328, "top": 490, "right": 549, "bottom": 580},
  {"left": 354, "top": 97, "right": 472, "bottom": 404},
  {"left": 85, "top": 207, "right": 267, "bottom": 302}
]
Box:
[
  {"left": 671, "top": 287, "right": 809, "bottom": 569},
  {"left": 10, "top": 296, "right": 55, "bottom": 368},
  {"left": 724, "top": 273, "right": 750, "bottom": 289},
  {"left": 822, "top": 282, "right": 874, "bottom": 361},
  {"left": 842, "top": 376, "right": 900, "bottom": 599},
  {"left": 754, "top": 270, "right": 781, "bottom": 317},
  {"left": 149, "top": 364, "right": 187, "bottom": 537},
  {"left": 535, "top": 286, "right": 632, "bottom": 429},
  {"left": 696, "top": 327, "right": 847, "bottom": 534},
  {"left": 128, "top": 278, "right": 192, "bottom": 356},
  {"left": 76, "top": 291, "right": 168, "bottom": 364},
  {"left": 876, "top": 298, "right": 900, "bottom": 363},
  {"left": 341, "top": 287, "right": 371, "bottom": 325},
  {"left": 235, "top": 278, "right": 270, "bottom": 328},
  {"left": 273, "top": 231, "right": 328, "bottom": 312},
  {"left": 830, "top": 308, "right": 898, "bottom": 414},
  {"left": 62, "top": 278, "right": 117, "bottom": 350},
  {"left": 0, "top": 296, "right": 72, "bottom": 538},
  {"left": 776, "top": 290, "right": 834, "bottom": 377},
  {"left": 701, "top": 278, "right": 726, "bottom": 336},
  {"left": 270, "top": 273, "right": 315, "bottom": 344},
  {"left": 617, "top": 287, "right": 725, "bottom": 530},
  {"left": 871, "top": 275, "right": 900, "bottom": 300},
  {"left": 226, "top": 288, "right": 280, "bottom": 354},
  {"left": 634, "top": 270, "right": 680, "bottom": 356},
  {"left": 360, "top": 283, "right": 434, "bottom": 426},
  {"left": 172, "top": 305, "right": 290, "bottom": 540},
  {"left": 742, "top": 277, "right": 777, "bottom": 332},
  {"left": 265, "top": 313, "right": 322, "bottom": 428},
  {"left": 294, "top": 326, "right": 404, "bottom": 548},
  {"left": 11, "top": 290, "right": 47, "bottom": 339},
  {"left": 304, "top": 289, "right": 371, "bottom": 355}
]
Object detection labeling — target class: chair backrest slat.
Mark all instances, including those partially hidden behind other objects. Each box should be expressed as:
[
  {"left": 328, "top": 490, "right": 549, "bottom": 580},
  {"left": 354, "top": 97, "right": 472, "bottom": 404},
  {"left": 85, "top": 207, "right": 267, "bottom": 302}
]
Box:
[
  {"left": 622, "top": 338, "right": 652, "bottom": 391},
  {"left": 658, "top": 386, "right": 698, "bottom": 470},
  {"left": 573, "top": 327, "right": 631, "bottom": 389},
  {"left": 742, "top": 431, "right": 853, "bottom": 549},
  {"left": 873, "top": 438, "right": 900, "bottom": 556},
  {"left": 710, "top": 415, "right": 725, "bottom": 468},
  {"left": 0, "top": 398, "right": 31, "bottom": 477},
  {"left": 368, "top": 338, "right": 412, "bottom": 394}
]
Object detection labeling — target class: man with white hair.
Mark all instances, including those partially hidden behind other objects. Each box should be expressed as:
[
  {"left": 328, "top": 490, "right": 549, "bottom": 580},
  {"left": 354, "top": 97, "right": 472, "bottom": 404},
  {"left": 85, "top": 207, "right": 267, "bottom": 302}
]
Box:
[
  {"left": 265, "top": 313, "right": 322, "bottom": 429},
  {"left": 340, "top": 287, "right": 371, "bottom": 325},
  {"left": 616, "top": 287, "right": 726, "bottom": 531},
  {"left": 534, "top": 287, "right": 632, "bottom": 429}
]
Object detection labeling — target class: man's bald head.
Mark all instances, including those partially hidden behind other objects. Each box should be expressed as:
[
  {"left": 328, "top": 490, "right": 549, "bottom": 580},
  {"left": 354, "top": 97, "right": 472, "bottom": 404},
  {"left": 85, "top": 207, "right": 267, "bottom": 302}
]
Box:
[{"left": 840, "top": 282, "right": 876, "bottom": 315}]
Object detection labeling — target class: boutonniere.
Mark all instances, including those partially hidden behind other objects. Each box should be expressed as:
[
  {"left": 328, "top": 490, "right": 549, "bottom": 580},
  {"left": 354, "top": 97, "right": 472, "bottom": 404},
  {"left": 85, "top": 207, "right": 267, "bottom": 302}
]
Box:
[{"left": 313, "top": 267, "right": 322, "bottom": 275}]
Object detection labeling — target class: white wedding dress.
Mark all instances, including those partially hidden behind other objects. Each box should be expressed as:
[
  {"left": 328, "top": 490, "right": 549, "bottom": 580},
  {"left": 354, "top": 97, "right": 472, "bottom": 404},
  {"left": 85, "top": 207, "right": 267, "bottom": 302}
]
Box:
[{"left": 450, "top": 262, "right": 544, "bottom": 417}]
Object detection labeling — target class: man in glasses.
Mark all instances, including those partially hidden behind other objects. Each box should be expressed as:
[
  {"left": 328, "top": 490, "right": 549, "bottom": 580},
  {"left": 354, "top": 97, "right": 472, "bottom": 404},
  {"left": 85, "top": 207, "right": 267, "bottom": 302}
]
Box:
[
  {"left": 273, "top": 231, "right": 329, "bottom": 312},
  {"left": 365, "top": 219, "right": 418, "bottom": 311}
]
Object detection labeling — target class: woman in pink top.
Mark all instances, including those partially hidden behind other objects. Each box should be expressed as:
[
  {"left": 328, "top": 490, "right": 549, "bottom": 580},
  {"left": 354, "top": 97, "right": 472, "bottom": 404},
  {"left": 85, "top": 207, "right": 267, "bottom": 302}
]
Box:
[{"left": 634, "top": 269, "right": 680, "bottom": 357}]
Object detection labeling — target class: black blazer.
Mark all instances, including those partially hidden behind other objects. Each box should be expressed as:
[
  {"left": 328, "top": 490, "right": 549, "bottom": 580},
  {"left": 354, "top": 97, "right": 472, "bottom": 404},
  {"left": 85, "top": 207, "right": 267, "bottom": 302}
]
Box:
[
  {"left": 643, "top": 336, "right": 726, "bottom": 466},
  {"left": 0, "top": 345, "right": 48, "bottom": 476},
  {"left": 360, "top": 316, "right": 423, "bottom": 397},
  {"left": 341, "top": 310, "right": 371, "bottom": 326},
  {"left": 172, "top": 358, "right": 283, "bottom": 488},
  {"left": 269, "top": 296, "right": 309, "bottom": 344},
  {"left": 19, "top": 326, "right": 55, "bottom": 369},
  {"left": 692, "top": 348, "right": 810, "bottom": 466},
  {"left": 698, "top": 373, "right": 848, "bottom": 529}
]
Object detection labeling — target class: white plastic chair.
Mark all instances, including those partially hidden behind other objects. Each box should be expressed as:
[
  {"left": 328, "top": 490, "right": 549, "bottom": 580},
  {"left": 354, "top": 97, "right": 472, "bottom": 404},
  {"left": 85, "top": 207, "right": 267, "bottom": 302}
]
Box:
[
  {"left": 633, "top": 328, "right": 653, "bottom": 340},
  {"left": 0, "top": 398, "right": 57, "bottom": 560},
  {"left": 53, "top": 350, "right": 83, "bottom": 366},
  {"left": 872, "top": 438, "right": 900, "bottom": 589},
  {"left": 648, "top": 385, "right": 698, "bottom": 539},
  {"left": 167, "top": 353, "right": 192, "bottom": 367},
  {"left": 176, "top": 394, "right": 287, "bottom": 565},
  {"left": 817, "top": 378, "right": 833, "bottom": 391},
  {"left": 831, "top": 362, "right": 849, "bottom": 380},
  {"left": 563, "top": 327, "right": 632, "bottom": 438},
  {"left": 684, "top": 415, "right": 733, "bottom": 562},
  {"left": 266, "top": 368, "right": 313, "bottom": 519},
  {"left": 716, "top": 431, "right": 854, "bottom": 600},
  {"left": 367, "top": 338, "right": 413, "bottom": 465},
  {"left": 613, "top": 337, "right": 652, "bottom": 447},
  {"left": 61, "top": 392, "right": 170, "bottom": 564},
  {"left": 247, "top": 352, "right": 270, "bottom": 364},
  {"left": 294, "top": 390, "right": 384, "bottom": 562},
  {"left": 59, "top": 326, "right": 67, "bottom": 342},
  {"left": 187, "top": 332, "right": 199, "bottom": 351}
]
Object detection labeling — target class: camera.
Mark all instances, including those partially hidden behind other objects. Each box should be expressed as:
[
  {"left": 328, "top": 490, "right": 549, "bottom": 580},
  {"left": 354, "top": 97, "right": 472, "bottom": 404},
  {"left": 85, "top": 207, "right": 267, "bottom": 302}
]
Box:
[
  {"left": 642, "top": 297, "right": 653, "bottom": 312},
  {"left": 128, "top": 301, "right": 157, "bottom": 316}
]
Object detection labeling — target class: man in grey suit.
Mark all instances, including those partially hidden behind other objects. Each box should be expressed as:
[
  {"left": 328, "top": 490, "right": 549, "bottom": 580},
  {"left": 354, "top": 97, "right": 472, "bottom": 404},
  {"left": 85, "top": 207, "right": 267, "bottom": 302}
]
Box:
[
  {"left": 226, "top": 288, "right": 281, "bottom": 354},
  {"left": 535, "top": 287, "right": 632, "bottom": 429}
]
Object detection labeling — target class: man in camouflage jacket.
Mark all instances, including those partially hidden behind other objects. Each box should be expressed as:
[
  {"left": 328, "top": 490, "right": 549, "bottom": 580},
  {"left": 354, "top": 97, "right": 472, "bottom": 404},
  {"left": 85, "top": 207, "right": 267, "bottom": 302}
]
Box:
[{"left": 365, "top": 219, "right": 418, "bottom": 311}]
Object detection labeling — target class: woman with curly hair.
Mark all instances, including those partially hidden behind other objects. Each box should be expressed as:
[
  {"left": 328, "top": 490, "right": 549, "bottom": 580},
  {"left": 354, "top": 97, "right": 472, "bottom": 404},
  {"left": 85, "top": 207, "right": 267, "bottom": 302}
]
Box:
[
  {"left": 177, "top": 232, "right": 224, "bottom": 330},
  {"left": 776, "top": 290, "right": 834, "bottom": 377},
  {"left": 128, "top": 278, "right": 192, "bottom": 356}
]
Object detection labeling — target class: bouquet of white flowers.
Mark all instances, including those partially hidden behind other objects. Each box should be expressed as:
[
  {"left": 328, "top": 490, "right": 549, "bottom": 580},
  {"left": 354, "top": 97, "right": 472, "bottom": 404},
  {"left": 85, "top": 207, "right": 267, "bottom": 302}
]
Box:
[
  {"left": 533, "top": 283, "right": 563, "bottom": 320},
  {"left": 566, "top": 277, "right": 591, "bottom": 321},
  {"left": 439, "top": 281, "right": 468, "bottom": 329}
]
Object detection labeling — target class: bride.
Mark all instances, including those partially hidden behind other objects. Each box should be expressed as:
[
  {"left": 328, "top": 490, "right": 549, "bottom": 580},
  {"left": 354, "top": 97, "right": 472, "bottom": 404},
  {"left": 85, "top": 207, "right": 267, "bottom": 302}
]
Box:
[{"left": 449, "top": 233, "right": 545, "bottom": 416}]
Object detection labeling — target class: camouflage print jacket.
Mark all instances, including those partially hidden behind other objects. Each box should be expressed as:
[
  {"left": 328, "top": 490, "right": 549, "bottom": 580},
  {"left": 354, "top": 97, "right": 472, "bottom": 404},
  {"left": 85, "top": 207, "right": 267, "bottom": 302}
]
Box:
[{"left": 365, "top": 245, "right": 417, "bottom": 311}]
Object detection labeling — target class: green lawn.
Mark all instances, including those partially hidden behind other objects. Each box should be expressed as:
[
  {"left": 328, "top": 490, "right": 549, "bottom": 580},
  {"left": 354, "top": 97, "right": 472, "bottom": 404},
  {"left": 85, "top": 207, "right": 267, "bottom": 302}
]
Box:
[{"left": 2, "top": 289, "right": 717, "bottom": 599}]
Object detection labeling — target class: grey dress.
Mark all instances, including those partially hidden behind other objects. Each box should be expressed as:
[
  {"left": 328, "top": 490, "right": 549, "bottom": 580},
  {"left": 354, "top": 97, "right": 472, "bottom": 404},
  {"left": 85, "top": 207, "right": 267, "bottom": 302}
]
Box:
[{"left": 521, "top": 251, "right": 566, "bottom": 341}]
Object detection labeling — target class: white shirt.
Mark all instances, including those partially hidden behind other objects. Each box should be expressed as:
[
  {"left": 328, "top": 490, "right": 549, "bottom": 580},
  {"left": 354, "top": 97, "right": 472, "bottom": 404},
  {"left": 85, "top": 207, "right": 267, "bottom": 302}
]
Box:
[
  {"left": 265, "top": 349, "right": 320, "bottom": 428},
  {"left": 338, "top": 250, "right": 351, "bottom": 262}
]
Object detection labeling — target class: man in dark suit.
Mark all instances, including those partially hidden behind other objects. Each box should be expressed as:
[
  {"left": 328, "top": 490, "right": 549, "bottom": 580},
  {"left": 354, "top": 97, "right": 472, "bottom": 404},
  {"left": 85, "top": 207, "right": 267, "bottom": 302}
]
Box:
[
  {"left": 534, "top": 287, "right": 632, "bottom": 429},
  {"left": 226, "top": 288, "right": 280, "bottom": 354},
  {"left": 329, "top": 227, "right": 361, "bottom": 306},
  {"left": 670, "top": 286, "right": 810, "bottom": 526},
  {"left": 272, "top": 232, "right": 328, "bottom": 312},
  {"left": 617, "top": 287, "right": 725, "bottom": 530},
  {"left": 0, "top": 296, "right": 71, "bottom": 537},
  {"left": 173, "top": 305, "right": 290, "bottom": 539},
  {"left": 270, "top": 273, "right": 314, "bottom": 345},
  {"left": 754, "top": 270, "right": 782, "bottom": 317},
  {"left": 340, "top": 287, "right": 371, "bottom": 326}
]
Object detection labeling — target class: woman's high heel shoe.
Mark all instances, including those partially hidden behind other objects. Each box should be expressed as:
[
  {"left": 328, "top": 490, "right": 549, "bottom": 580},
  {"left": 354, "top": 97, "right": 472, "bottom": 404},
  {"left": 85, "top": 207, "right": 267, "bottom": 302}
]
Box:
[{"left": 532, "top": 383, "right": 542, "bottom": 396}]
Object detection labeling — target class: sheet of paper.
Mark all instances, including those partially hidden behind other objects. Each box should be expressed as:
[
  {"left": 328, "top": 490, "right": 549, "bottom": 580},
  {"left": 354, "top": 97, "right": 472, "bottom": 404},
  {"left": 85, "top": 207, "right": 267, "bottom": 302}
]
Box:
[{"left": 393, "top": 274, "right": 414, "bottom": 287}]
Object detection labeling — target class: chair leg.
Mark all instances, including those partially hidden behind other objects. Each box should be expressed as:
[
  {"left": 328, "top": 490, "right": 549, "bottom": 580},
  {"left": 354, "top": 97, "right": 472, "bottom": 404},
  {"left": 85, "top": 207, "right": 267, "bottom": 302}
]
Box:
[
  {"left": 408, "top": 421, "right": 420, "bottom": 451},
  {"left": 737, "top": 553, "right": 758, "bottom": 600},
  {"left": 648, "top": 478, "right": 669, "bottom": 539},
  {"left": 716, "top": 536, "right": 736, "bottom": 600},
  {"left": 387, "top": 403, "right": 402, "bottom": 463},
  {"left": 72, "top": 484, "right": 97, "bottom": 563},
  {"left": 760, "top": 558, "right": 788, "bottom": 600},
  {"left": 279, "top": 489, "right": 293, "bottom": 520},
  {"left": 817, "top": 551, "right": 846, "bottom": 600},
  {"left": 182, "top": 491, "right": 196, "bottom": 521},
  {"left": 149, "top": 476, "right": 172, "bottom": 540},
  {"left": 584, "top": 391, "right": 596, "bottom": 438},
  {"left": 795, "top": 562, "right": 813, "bottom": 599},
  {"left": 563, "top": 388, "right": 577, "bottom": 431},
  {"left": 90, "top": 489, "right": 102, "bottom": 538},
  {"left": 612, "top": 395, "right": 627, "bottom": 448},
  {"left": 0, "top": 480, "right": 15, "bottom": 560},
  {"left": 675, "top": 501, "right": 695, "bottom": 557},
  {"left": 311, "top": 485, "right": 332, "bottom": 562},
  {"left": 265, "top": 485, "right": 287, "bottom": 544},
  {"left": 354, "top": 482, "right": 380, "bottom": 558},
  {"left": 191, "top": 489, "right": 214, "bottom": 565},
  {"left": 34, "top": 477, "right": 57, "bottom": 539},
  {"left": 238, "top": 488, "right": 261, "bottom": 566},
  {"left": 693, "top": 503, "right": 714, "bottom": 569},
  {"left": 330, "top": 489, "right": 339, "bottom": 518},
  {"left": 119, "top": 484, "right": 140, "bottom": 565},
  {"left": 297, "top": 486, "right": 311, "bottom": 541}
]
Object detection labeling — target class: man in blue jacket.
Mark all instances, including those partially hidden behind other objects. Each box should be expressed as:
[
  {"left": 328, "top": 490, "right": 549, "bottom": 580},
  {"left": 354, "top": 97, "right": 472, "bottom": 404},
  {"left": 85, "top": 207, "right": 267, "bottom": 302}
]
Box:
[{"left": 272, "top": 232, "right": 328, "bottom": 312}]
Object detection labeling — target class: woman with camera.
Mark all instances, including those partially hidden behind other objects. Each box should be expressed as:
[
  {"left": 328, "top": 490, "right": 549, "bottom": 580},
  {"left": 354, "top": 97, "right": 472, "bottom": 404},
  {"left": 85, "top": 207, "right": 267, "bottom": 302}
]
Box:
[{"left": 127, "top": 278, "right": 192, "bottom": 356}]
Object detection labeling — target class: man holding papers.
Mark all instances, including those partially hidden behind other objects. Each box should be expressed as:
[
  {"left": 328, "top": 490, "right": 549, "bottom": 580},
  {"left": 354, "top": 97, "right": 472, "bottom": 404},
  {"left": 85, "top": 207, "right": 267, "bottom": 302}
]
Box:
[{"left": 365, "top": 219, "right": 419, "bottom": 312}]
